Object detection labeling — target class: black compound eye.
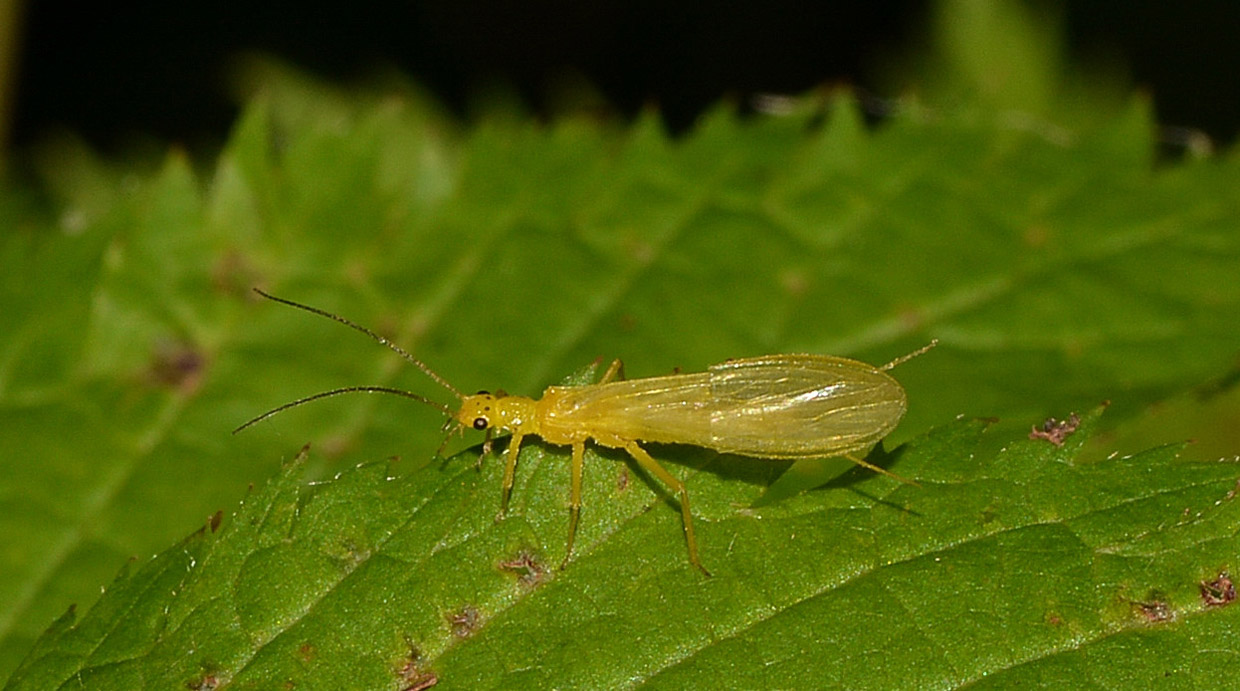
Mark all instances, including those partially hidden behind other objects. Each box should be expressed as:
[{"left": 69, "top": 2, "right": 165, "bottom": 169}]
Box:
[{"left": 472, "top": 417, "right": 488, "bottom": 430}]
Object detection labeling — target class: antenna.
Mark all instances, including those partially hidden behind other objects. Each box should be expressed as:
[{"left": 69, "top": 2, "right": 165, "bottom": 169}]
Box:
[
  {"left": 233, "top": 386, "right": 453, "bottom": 434},
  {"left": 252, "top": 289, "right": 463, "bottom": 399}
]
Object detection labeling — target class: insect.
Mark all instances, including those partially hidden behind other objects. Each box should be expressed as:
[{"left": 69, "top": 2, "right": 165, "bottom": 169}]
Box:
[{"left": 236, "top": 289, "right": 935, "bottom": 574}]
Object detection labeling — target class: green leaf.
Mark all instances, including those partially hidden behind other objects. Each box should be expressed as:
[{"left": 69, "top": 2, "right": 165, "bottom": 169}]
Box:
[
  {"left": 5, "top": 0, "right": 1240, "bottom": 684},
  {"left": 8, "top": 408, "right": 1240, "bottom": 689}
]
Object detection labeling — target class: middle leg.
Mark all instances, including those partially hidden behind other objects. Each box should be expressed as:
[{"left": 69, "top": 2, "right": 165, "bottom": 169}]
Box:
[
  {"left": 599, "top": 358, "right": 625, "bottom": 384},
  {"left": 562, "top": 441, "right": 586, "bottom": 567}
]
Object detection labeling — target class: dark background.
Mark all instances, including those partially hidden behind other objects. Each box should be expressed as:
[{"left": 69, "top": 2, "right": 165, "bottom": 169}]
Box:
[{"left": 10, "top": 1, "right": 1240, "bottom": 154}]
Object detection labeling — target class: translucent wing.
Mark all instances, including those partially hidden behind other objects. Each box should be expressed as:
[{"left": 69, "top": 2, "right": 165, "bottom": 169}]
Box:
[
  {"left": 705, "top": 354, "right": 906, "bottom": 458},
  {"left": 542, "top": 371, "right": 716, "bottom": 445},
  {"left": 543, "top": 354, "right": 906, "bottom": 459}
]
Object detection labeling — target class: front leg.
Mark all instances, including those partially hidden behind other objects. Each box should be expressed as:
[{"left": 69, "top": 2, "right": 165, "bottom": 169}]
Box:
[
  {"left": 499, "top": 432, "right": 524, "bottom": 516},
  {"left": 476, "top": 428, "right": 494, "bottom": 469}
]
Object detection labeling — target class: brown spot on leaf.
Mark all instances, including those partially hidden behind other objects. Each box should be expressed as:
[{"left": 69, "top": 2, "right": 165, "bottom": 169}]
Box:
[
  {"left": 1131, "top": 597, "right": 1174, "bottom": 623},
  {"left": 403, "top": 674, "right": 439, "bottom": 691},
  {"left": 1201, "top": 572, "right": 1236, "bottom": 607},
  {"left": 186, "top": 674, "right": 220, "bottom": 691},
  {"left": 398, "top": 642, "right": 439, "bottom": 691},
  {"left": 1029, "top": 412, "right": 1080, "bottom": 446},
  {"left": 149, "top": 341, "right": 207, "bottom": 394},
  {"left": 1224, "top": 479, "right": 1240, "bottom": 502},
  {"left": 499, "top": 550, "right": 549, "bottom": 588},
  {"left": 448, "top": 605, "right": 482, "bottom": 638}
]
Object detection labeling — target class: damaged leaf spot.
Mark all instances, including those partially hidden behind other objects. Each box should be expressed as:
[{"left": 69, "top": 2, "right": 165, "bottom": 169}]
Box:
[
  {"left": 185, "top": 674, "right": 220, "bottom": 691},
  {"left": 499, "top": 550, "right": 549, "bottom": 588},
  {"left": 1029, "top": 412, "right": 1080, "bottom": 446},
  {"left": 448, "top": 605, "right": 482, "bottom": 638},
  {"left": 397, "top": 641, "right": 438, "bottom": 691},
  {"left": 1130, "top": 596, "right": 1174, "bottom": 623},
  {"left": 1200, "top": 571, "right": 1236, "bottom": 607}
]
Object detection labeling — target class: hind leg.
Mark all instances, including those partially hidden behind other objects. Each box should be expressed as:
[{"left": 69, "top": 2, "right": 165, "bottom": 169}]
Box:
[
  {"left": 620, "top": 440, "right": 709, "bottom": 576},
  {"left": 561, "top": 442, "right": 587, "bottom": 568}
]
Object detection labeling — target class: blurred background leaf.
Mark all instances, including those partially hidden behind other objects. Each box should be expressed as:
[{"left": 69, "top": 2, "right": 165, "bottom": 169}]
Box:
[{"left": 3, "top": 0, "right": 1240, "bottom": 685}]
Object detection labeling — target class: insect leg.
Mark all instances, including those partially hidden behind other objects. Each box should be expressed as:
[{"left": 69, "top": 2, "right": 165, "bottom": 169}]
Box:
[
  {"left": 476, "top": 428, "right": 494, "bottom": 469},
  {"left": 599, "top": 358, "right": 625, "bottom": 384},
  {"left": 596, "top": 360, "right": 631, "bottom": 494},
  {"left": 499, "top": 433, "right": 525, "bottom": 516},
  {"left": 562, "top": 442, "right": 586, "bottom": 568},
  {"left": 843, "top": 453, "right": 919, "bottom": 487},
  {"left": 620, "top": 441, "right": 710, "bottom": 576}
]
